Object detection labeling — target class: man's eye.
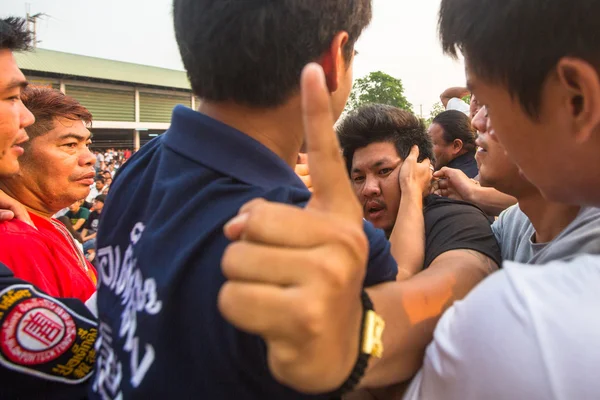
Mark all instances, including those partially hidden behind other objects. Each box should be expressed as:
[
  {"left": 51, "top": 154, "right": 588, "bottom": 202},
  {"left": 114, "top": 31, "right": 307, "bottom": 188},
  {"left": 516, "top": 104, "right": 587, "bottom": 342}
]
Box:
[
  {"left": 64, "top": 143, "right": 78, "bottom": 148},
  {"left": 353, "top": 176, "right": 364, "bottom": 183},
  {"left": 379, "top": 168, "right": 393, "bottom": 175}
]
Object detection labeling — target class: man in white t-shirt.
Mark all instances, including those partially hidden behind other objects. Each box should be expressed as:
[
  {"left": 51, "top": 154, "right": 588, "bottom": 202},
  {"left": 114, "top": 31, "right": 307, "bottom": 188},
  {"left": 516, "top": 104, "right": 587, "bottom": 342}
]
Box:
[{"left": 398, "top": 1, "right": 600, "bottom": 398}]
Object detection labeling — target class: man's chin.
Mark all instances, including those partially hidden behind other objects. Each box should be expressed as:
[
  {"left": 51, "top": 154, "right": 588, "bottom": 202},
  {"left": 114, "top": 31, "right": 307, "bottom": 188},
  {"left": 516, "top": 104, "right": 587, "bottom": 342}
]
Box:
[{"left": 0, "top": 159, "right": 20, "bottom": 179}]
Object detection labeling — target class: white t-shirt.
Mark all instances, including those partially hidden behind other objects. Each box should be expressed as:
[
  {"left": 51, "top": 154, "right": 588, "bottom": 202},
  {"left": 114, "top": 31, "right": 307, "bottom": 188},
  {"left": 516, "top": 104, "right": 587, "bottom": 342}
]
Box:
[
  {"left": 446, "top": 97, "right": 470, "bottom": 116},
  {"left": 403, "top": 255, "right": 600, "bottom": 400}
]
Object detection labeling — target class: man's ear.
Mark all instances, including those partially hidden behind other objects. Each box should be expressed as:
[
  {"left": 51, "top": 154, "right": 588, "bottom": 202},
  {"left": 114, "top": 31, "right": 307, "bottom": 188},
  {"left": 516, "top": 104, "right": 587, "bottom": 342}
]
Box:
[
  {"left": 452, "top": 139, "right": 464, "bottom": 155},
  {"left": 555, "top": 57, "right": 600, "bottom": 144},
  {"left": 319, "top": 31, "right": 350, "bottom": 93}
]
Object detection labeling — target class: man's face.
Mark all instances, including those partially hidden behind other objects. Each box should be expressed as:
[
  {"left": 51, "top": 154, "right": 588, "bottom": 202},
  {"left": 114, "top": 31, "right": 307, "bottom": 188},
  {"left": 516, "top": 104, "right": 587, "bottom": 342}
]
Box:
[
  {"left": 465, "top": 62, "right": 597, "bottom": 204},
  {"left": 472, "top": 107, "right": 534, "bottom": 197},
  {"left": 68, "top": 200, "right": 82, "bottom": 212},
  {"left": 0, "top": 49, "right": 35, "bottom": 177},
  {"left": 95, "top": 180, "right": 104, "bottom": 190},
  {"left": 15, "top": 118, "right": 96, "bottom": 212},
  {"left": 350, "top": 142, "right": 402, "bottom": 234},
  {"left": 428, "top": 123, "right": 454, "bottom": 170},
  {"left": 92, "top": 199, "right": 104, "bottom": 212}
]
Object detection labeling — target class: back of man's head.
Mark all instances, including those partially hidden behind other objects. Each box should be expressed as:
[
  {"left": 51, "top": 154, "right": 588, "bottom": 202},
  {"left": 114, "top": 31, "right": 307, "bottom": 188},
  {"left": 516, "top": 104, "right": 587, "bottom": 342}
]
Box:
[
  {"left": 431, "top": 110, "right": 476, "bottom": 152},
  {"left": 337, "top": 104, "right": 434, "bottom": 173},
  {"left": 438, "top": 0, "right": 600, "bottom": 118},
  {"left": 0, "top": 17, "right": 31, "bottom": 52},
  {"left": 173, "top": 0, "right": 372, "bottom": 108}
]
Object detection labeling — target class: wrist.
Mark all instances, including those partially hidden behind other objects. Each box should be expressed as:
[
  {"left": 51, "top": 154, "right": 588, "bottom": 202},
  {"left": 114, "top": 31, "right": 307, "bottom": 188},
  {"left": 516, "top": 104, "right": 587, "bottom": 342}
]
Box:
[
  {"left": 465, "top": 184, "right": 481, "bottom": 204},
  {"left": 333, "top": 291, "right": 385, "bottom": 396}
]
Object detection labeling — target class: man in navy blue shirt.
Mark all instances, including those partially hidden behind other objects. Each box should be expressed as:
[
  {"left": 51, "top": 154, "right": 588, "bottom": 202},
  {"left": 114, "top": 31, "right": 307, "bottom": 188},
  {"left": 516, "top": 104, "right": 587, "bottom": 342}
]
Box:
[
  {"left": 92, "top": 1, "right": 499, "bottom": 399},
  {"left": 92, "top": 1, "right": 395, "bottom": 399},
  {"left": 428, "top": 110, "right": 479, "bottom": 178}
]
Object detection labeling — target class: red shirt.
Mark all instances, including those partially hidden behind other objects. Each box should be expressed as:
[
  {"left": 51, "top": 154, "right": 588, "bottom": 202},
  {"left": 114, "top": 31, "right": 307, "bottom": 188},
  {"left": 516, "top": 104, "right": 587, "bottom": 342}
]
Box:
[{"left": 0, "top": 212, "right": 97, "bottom": 302}]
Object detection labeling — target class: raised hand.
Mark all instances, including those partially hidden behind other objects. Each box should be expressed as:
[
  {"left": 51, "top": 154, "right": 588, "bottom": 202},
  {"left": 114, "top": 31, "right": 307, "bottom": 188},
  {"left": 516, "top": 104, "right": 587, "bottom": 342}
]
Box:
[
  {"left": 218, "top": 63, "right": 368, "bottom": 393},
  {"left": 432, "top": 167, "right": 477, "bottom": 201},
  {"left": 399, "top": 145, "right": 433, "bottom": 197}
]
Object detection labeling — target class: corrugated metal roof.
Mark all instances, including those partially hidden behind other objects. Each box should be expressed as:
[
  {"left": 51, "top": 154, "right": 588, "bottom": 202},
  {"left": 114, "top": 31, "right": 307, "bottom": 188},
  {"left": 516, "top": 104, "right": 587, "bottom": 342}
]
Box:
[{"left": 14, "top": 48, "right": 191, "bottom": 90}]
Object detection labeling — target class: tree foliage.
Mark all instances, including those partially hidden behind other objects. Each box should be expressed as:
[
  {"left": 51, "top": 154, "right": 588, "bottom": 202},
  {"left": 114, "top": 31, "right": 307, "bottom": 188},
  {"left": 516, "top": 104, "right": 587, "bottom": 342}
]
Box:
[
  {"left": 427, "top": 102, "right": 446, "bottom": 125},
  {"left": 345, "top": 71, "right": 412, "bottom": 113}
]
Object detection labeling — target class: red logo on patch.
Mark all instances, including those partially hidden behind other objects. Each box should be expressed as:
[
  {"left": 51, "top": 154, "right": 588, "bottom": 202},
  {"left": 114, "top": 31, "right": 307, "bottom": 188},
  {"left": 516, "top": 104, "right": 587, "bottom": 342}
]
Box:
[{"left": 0, "top": 298, "right": 76, "bottom": 365}]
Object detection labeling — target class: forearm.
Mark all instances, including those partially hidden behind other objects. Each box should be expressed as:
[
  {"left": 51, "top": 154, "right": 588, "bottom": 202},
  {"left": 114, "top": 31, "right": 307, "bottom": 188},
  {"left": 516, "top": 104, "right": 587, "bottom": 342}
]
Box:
[
  {"left": 389, "top": 190, "right": 425, "bottom": 280},
  {"left": 440, "top": 87, "right": 470, "bottom": 105},
  {"left": 82, "top": 231, "right": 96, "bottom": 241},
  {"left": 73, "top": 219, "right": 85, "bottom": 231},
  {"left": 361, "top": 252, "right": 492, "bottom": 388},
  {"left": 469, "top": 186, "right": 517, "bottom": 216}
]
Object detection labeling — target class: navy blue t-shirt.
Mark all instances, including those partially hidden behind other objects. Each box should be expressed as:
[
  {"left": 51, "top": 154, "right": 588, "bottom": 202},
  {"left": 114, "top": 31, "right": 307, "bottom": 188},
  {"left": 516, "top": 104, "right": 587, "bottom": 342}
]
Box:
[{"left": 90, "top": 106, "right": 397, "bottom": 399}]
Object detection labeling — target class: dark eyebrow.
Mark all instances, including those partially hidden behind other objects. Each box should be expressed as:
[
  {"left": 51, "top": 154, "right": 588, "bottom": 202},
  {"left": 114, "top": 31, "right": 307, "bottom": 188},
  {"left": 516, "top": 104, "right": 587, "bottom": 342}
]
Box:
[
  {"left": 5, "top": 78, "right": 29, "bottom": 92},
  {"left": 352, "top": 158, "right": 396, "bottom": 174},
  {"left": 58, "top": 132, "right": 92, "bottom": 141}
]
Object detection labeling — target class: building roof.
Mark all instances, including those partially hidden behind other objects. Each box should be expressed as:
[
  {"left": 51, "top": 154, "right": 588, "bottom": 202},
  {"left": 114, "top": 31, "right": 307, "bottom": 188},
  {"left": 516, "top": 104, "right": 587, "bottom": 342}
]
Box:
[{"left": 15, "top": 48, "right": 191, "bottom": 90}]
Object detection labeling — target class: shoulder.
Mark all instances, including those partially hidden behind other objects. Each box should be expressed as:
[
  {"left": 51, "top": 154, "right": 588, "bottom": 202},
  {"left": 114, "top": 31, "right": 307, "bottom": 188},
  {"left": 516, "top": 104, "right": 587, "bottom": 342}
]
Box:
[
  {"left": 423, "top": 195, "right": 501, "bottom": 268},
  {"left": 0, "top": 220, "right": 39, "bottom": 243},
  {"left": 424, "top": 195, "right": 486, "bottom": 215}
]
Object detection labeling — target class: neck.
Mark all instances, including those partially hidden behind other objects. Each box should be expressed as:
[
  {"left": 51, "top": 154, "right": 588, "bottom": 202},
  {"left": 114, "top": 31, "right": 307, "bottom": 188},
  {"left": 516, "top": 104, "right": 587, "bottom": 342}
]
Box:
[
  {"left": 197, "top": 99, "right": 304, "bottom": 168},
  {"left": 455, "top": 149, "right": 472, "bottom": 159},
  {"left": 0, "top": 180, "right": 56, "bottom": 220},
  {"left": 518, "top": 192, "right": 581, "bottom": 243}
]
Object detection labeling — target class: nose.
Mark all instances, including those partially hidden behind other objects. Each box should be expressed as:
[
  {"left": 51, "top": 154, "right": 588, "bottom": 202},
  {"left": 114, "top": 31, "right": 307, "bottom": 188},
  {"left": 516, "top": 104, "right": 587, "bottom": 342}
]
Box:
[
  {"left": 362, "top": 175, "right": 381, "bottom": 198},
  {"left": 471, "top": 106, "right": 487, "bottom": 133},
  {"left": 81, "top": 146, "right": 97, "bottom": 167},
  {"left": 19, "top": 101, "right": 35, "bottom": 130}
]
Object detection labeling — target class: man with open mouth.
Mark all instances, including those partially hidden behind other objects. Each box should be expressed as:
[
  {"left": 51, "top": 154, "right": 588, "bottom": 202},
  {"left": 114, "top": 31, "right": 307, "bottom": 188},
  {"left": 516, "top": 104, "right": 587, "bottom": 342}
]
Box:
[{"left": 338, "top": 104, "right": 501, "bottom": 278}]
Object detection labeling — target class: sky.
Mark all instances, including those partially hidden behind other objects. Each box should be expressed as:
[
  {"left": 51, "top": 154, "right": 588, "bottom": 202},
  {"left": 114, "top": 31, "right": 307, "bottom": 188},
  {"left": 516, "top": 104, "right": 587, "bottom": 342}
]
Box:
[{"left": 3, "top": 0, "right": 467, "bottom": 116}]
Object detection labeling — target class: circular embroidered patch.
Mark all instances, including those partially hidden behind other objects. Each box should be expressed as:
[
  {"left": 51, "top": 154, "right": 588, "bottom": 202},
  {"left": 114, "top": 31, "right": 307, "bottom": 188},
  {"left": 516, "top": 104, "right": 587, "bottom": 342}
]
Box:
[{"left": 0, "top": 297, "right": 77, "bottom": 365}]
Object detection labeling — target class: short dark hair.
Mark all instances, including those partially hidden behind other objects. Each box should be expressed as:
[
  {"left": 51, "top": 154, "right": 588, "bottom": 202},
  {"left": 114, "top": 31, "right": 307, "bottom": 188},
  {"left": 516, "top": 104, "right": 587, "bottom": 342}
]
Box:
[
  {"left": 337, "top": 104, "right": 434, "bottom": 174},
  {"left": 21, "top": 86, "right": 93, "bottom": 141},
  {"left": 95, "top": 194, "right": 106, "bottom": 203},
  {"left": 431, "top": 110, "right": 476, "bottom": 153},
  {"left": 0, "top": 17, "right": 32, "bottom": 52},
  {"left": 173, "top": 0, "right": 372, "bottom": 108},
  {"left": 95, "top": 175, "right": 105, "bottom": 184},
  {"left": 438, "top": 0, "right": 600, "bottom": 118}
]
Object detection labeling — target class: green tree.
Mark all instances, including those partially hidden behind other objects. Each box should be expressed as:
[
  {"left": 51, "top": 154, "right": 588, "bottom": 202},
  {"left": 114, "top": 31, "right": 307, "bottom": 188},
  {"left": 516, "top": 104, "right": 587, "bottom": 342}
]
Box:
[
  {"left": 345, "top": 71, "right": 412, "bottom": 113},
  {"left": 427, "top": 101, "right": 446, "bottom": 125}
]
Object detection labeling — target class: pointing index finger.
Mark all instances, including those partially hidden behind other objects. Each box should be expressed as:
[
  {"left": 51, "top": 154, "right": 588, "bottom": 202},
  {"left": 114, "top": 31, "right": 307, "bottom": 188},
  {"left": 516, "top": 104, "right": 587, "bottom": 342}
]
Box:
[{"left": 301, "top": 63, "right": 361, "bottom": 220}]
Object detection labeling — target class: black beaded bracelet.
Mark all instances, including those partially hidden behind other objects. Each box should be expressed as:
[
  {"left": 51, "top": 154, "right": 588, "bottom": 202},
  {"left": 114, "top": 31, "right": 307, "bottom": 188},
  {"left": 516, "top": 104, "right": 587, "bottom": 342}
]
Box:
[{"left": 329, "top": 290, "right": 374, "bottom": 398}]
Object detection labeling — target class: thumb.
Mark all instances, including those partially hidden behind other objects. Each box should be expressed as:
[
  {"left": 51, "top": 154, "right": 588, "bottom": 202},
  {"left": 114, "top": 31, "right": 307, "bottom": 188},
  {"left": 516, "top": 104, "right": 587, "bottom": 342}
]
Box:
[
  {"left": 0, "top": 210, "right": 15, "bottom": 222},
  {"left": 301, "top": 63, "right": 361, "bottom": 220}
]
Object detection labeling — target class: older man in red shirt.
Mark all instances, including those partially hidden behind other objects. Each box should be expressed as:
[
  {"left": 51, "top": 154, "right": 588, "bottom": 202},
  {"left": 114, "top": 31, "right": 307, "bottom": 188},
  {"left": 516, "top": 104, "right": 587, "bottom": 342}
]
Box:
[{"left": 0, "top": 85, "right": 97, "bottom": 302}]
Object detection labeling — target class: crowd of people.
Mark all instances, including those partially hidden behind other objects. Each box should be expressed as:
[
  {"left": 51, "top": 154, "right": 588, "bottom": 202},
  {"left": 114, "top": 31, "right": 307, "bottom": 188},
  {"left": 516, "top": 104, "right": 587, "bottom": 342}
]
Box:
[{"left": 0, "top": 0, "right": 599, "bottom": 398}]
